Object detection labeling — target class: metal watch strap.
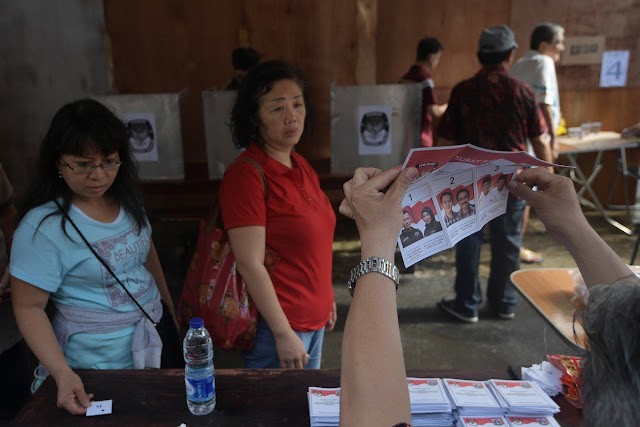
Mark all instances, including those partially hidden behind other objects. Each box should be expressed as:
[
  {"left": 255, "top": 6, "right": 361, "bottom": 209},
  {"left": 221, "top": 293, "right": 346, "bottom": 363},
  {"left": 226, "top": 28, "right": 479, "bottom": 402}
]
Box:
[{"left": 348, "top": 256, "right": 400, "bottom": 297}]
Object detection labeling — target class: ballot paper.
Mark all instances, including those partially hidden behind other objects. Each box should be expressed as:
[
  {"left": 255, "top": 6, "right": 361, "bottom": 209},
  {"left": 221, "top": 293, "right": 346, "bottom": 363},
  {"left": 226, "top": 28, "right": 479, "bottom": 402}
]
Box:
[
  {"left": 457, "top": 415, "right": 510, "bottom": 426},
  {"left": 308, "top": 387, "right": 340, "bottom": 426},
  {"left": 487, "top": 380, "right": 560, "bottom": 415},
  {"left": 86, "top": 400, "right": 113, "bottom": 417},
  {"left": 443, "top": 379, "right": 504, "bottom": 416},
  {"left": 398, "top": 144, "right": 561, "bottom": 267},
  {"left": 506, "top": 415, "right": 561, "bottom": 426},
  {"left": 408, "top": 378, "right": 454, "bottom": 426},
  {"left": 521, "top": 361, "right": 564, "bottom": 396}
]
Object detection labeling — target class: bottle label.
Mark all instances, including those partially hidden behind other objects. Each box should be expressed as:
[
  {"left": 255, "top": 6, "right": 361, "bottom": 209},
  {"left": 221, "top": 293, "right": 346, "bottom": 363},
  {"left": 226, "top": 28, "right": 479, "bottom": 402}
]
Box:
[{"left": 185, "top": 375, "right": 215, "bottom": 403}]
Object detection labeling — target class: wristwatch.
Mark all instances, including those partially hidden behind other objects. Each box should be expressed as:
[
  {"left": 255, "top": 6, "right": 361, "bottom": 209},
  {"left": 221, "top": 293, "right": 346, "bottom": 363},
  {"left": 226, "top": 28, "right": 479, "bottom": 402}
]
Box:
[{"left": 348, "top": 256, "right": 400, "bottom": 297}]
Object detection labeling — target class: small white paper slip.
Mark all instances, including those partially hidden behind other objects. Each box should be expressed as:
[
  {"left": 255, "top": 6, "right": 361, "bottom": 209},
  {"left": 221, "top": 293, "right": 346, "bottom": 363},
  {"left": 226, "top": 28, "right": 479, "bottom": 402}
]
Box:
[{"left": 86, "top": 400, "right": 113, "bottom": 417}]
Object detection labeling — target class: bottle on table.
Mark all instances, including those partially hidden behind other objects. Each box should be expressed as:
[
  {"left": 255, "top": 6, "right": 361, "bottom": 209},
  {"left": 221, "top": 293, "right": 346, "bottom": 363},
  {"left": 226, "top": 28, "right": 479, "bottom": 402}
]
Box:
[{"left": 184, "top": 317, "right": 216, "bottom": 415}]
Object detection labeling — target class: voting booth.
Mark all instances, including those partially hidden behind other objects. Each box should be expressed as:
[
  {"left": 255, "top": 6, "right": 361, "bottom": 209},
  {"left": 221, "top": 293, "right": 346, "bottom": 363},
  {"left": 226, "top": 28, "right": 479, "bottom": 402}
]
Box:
[
  {"left": 330, "top": 83, "right": 422, "bottom": 175},
  {"left": 202, "top": 89, "right": 244, "bottom": 179},
  {"left": 93, "top": 92, "right": 186, "bottom": 180}
]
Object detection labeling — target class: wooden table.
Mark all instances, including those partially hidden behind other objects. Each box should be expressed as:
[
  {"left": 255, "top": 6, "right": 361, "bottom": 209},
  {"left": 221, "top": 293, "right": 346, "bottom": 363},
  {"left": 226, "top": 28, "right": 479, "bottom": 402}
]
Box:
[
  {"left": 14, "top": 368, "right": 582, "bottom": 426},
  {"left": 510, "top": 269, "right": 586, "bottom": 350},
  {"left": 558, "top": 131, "right": 640, "bottom": 234}
]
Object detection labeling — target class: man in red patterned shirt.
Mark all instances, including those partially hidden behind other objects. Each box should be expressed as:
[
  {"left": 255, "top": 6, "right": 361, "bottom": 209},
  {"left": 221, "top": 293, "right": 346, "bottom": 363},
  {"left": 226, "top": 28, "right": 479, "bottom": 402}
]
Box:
[
  {"left": 400, "top": 38, "right": 448, "bottom": 147},
  {"left": 437, "top": 25, "right": 551, "bottom": 323}
]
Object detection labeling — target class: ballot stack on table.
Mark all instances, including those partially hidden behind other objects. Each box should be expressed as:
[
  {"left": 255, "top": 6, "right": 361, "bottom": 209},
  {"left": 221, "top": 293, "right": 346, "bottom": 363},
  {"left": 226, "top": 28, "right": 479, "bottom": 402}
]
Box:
[{"left": 308, "top": 378, "right": 559, "bottom": 427}]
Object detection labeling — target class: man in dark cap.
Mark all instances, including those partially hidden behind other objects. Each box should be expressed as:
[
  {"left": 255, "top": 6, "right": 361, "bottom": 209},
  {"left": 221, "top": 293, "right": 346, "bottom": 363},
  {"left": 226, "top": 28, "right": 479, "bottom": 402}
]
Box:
[{"left": 437, "top": 25, "right": 551, "bottom": 323}]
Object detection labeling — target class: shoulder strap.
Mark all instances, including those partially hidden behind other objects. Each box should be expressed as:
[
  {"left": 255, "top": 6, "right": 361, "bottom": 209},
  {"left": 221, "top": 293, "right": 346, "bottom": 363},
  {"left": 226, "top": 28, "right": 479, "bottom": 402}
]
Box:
[
  {"left": 207, "top": 157, "right": 269, "bottom": 230},
  {"left": 53, "top": 201, "right": 157, "bottom": 326}
]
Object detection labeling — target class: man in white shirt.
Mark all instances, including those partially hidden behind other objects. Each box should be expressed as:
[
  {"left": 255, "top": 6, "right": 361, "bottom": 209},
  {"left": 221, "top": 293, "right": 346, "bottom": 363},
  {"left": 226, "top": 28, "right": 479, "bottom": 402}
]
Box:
[
  {"left": 510, "top": 22, "right": 565, "bottom": 264},
  {"left": 488, "top": 174, "right": 508, "bottom": 207},
  {"left": 510, "top": 22, "right": 565, "bottom": 160}
]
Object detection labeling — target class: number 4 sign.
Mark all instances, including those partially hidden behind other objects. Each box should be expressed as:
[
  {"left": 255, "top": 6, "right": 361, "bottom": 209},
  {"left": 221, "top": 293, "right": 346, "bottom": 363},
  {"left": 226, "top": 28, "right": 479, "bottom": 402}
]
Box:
[{"left": 600, "top": 50, "right": 630, "bottom": 87}]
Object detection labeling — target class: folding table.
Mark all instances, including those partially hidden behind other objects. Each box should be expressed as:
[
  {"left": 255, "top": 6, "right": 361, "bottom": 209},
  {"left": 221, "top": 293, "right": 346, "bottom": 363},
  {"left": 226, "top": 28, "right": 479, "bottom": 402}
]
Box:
[{"left": 557, "top": 131, "right": 640, "bottom": 235}]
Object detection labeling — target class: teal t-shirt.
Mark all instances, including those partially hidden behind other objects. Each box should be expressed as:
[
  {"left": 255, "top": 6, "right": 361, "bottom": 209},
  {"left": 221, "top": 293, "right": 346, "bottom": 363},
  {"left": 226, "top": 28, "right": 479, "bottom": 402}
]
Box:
[{"left": 10, "top": 201, "right": 158, "bottom": 369}]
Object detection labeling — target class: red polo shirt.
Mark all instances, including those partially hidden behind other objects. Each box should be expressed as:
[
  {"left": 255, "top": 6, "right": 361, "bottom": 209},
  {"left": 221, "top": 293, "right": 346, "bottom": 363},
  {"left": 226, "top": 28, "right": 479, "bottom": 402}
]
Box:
[
  {"left": 402, "top": 64, "right": 438, "bottom": 147},
  {"left": 219, "top": 144, "right": 336, "bottom": 332}
]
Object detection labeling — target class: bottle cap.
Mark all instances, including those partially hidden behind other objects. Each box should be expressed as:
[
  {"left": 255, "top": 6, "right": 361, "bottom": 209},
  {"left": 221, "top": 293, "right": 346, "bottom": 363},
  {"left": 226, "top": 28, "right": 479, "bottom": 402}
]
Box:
[{"left": 189, "top": 317, "right": 204, "bottom": 329}]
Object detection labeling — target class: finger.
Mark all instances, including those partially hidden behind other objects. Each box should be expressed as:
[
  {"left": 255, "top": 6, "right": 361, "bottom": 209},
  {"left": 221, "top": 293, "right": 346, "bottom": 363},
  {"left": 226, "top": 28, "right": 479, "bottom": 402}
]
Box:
[
  {"left": 351, "top": 167, "right": 383, "bottom": 188},
  {"left": 280, "top": 359, "right": 287, "bottom": 369},
  {"left": 342, "top": 179, "right": 353, "bottom": 201},
  {"left": 338, "top": 199, "right": 354, "bottom": 219},
  {"left": 384, "top": 167, "right": 418, "bottom": 205},
  {"left": 360, "top": 165, "right": 404, "bottom": 192},
  {"left": 507, "top": 179, "right": 541, "bottom": 205},
  {"left": 514, "top": 167, "right": 556, "bottom": 188},
  {"left": 74, "top": 384, "right": 92, "bottom": 408}
]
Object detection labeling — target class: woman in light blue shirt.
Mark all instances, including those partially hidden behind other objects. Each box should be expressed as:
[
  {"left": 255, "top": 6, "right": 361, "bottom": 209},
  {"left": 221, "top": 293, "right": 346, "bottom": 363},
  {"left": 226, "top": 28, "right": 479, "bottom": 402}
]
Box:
[{"left": 11, "top": 99, "right": 178, "bottom": 415}]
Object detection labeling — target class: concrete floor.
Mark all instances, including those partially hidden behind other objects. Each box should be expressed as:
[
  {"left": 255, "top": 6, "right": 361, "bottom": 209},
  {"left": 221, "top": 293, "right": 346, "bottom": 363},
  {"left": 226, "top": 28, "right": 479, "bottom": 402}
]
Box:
[{"left": 154, "top": 209, "right": 637, "bottom": 371}]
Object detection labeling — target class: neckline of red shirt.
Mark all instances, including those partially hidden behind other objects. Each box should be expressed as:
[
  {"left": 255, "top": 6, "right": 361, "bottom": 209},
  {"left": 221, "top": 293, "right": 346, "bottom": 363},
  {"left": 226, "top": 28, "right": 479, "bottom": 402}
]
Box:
[{"left": 246, "top": 143, "right": 300, "bottom": 177}]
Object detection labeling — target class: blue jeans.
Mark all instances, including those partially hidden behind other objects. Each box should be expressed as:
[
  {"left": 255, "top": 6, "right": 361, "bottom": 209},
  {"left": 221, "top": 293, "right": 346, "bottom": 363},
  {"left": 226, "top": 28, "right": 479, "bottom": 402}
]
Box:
[
  {"left": 243, "top": 316, "right": 325, "bottom": 369},
  {"left": 453, "top": 197, "right": 526, "bottom": 317}
]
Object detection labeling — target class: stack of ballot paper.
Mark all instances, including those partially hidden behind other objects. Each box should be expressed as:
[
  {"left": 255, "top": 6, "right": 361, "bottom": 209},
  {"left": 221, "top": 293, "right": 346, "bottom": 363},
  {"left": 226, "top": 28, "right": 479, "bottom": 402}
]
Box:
[
  {"left": 521, "top": 361, "right": 564, "bottom": 396},
  {"left": 457, "top": 414, "right": 561, "bottom": 427},
  {"left": 308, "top": 387, "right": 340, "bottom": 427},
  {"left": 443, "top": 379, "right": 505, "bottom": 416},
  {"left": 407, "top": 378, "right": 454, "bottom": 426},
  {"left": 506, "top": 415, "right": 561, "bottom": 426},
  {"left": 487, "top": 380, "right": 560, "bottom": 416},
  {"left": 457, "top": 415, "right": 510, "bottom": 426}
]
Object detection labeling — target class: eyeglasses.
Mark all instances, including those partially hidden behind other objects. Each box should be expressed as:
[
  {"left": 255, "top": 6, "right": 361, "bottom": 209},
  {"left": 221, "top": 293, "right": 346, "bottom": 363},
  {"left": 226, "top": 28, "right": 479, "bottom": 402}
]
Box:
[{"left": 60, "top": 159, "right": 122, "bottom": 174}]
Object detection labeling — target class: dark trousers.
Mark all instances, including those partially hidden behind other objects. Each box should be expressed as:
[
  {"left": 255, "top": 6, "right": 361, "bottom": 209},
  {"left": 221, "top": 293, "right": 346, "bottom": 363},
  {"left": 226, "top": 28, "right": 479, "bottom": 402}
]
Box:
[
  {"left": 454, "top": 198, "right": 526, "bottom": 316},
  {"left": 0, "top": 340, "right": 31, "bottom": 421}
]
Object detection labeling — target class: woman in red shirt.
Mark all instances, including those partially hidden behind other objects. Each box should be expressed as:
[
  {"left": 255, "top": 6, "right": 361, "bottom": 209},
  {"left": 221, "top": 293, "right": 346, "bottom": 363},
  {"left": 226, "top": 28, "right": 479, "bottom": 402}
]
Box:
[{"left": 219, "top": 60, "right": 337, "bottom": 369}]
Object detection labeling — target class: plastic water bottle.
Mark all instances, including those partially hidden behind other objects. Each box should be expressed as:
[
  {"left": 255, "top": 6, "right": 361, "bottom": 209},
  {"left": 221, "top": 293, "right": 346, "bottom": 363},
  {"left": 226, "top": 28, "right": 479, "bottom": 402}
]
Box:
[{"left": 184, "top": 317, "right": 216, "bottom": 415}]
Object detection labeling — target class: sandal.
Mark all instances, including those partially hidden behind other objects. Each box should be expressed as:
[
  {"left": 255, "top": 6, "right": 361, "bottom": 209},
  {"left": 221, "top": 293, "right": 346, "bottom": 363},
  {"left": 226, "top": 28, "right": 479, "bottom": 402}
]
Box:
[{"left": 520, "top": 248, "right": 545, "bottom": 264}]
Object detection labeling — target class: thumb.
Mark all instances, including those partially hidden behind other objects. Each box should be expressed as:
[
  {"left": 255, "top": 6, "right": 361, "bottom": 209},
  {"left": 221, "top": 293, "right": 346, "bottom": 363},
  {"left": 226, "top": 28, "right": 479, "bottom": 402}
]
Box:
[
  {"left": 507, "top": 179, "right": 539, "bottom": 205},
  {"left": 74, "top": 384, "right": 92, "bottom": 408},
  {"left": 386, "top": 167, "right": 418, "bottom": 204}
]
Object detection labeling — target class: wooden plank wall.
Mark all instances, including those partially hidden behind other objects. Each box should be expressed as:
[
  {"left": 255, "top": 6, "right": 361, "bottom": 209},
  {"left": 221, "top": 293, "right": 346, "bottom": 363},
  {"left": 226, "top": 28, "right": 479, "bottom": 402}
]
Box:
[
  {"left": 104, "top": 0, "right": 639, "bottom": 207},
  {"left": 103, "top": 0, "right": 360, "bottom": 178}
]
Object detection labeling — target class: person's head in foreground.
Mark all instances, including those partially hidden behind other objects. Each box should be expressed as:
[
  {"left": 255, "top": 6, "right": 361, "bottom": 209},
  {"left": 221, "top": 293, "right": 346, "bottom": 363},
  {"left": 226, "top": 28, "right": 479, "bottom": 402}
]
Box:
[
  {"left": 402, "top": 210, "right": 412, "bottom": 229},
  {"left": 421, "top": 206, "right": 435, "bottom": 224},
  {"left": 230, "top": 60, "right": 311, "bottom": 153},
  {"left": 457, "top": 188, "right": 471, "bottom": 213},
  {"left": 497, "top": 174, "right": 507, "bottom": 190},
  {"left": 531, "top": 22, "right": 565, "bottom": 63},
  {"left": 477, "top": 25, "right": 518, "bottom": 67},
  {"left": 482, "top": 176, "right": 491, "bottom": 195},
  {"left": 579, "top": 279, "right": 640, "bottom": 426},
  {"left": 440, "top": 191, "right": 453, "bottom": 216},
  {"left": 231, "top": 47, "right": 260, "bottom": 83},
  {"left": 416, "top": 37, "right": 443, "bottom": 70},
  {"left": 27, "top": 98, "right": 145, "bottom": 230}
]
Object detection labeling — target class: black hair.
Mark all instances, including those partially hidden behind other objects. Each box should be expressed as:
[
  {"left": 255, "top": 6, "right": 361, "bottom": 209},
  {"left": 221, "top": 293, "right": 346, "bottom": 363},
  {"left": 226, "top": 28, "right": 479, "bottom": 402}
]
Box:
[
  {"left": 477, "top": 48, "right": 514, "bottom": 66},
  {"left": 421, "top": 206, "right": 434, "bottom": 218},
  {"left": 402, "top": 210, "right": 411, "bottom": 216},
  {"left": 482, "top": 176, "right": 491, "bottom": 185},
  {"left": 497, "top": 174, "right": 507, "bottom": 182},
  {"left": 440, "top": 191, "right": 453, "bottom": 203},
  {"left": 578, "top": 279, "right": 640, "bottom": 426},
  {"left": 231, "top": 47, "right": 260, "bottom": 71},
  {"left": 530, "top": 23, "right": 564, "bottom": 50},
  {"left": 229, "top": 60, "right": 313, "bottom": 149},
  {"left": 416, "top": 38, "right": 443, "bottom": 62},
  {"left": 23, "top": 98, "right": 146, "bottom": 237},
  {"left": 457, "top": 188, "right": 470, "bottom": 200}
]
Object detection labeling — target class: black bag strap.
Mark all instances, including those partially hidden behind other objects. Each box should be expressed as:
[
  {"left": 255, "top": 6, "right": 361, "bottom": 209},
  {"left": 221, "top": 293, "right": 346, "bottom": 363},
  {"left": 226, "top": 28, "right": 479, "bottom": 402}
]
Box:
[
  {"left": 208, "top": 157, "right": 268, "bottom": 230},
  {"left": 53, "top": 200, "right": 157, "bottom": 326}
]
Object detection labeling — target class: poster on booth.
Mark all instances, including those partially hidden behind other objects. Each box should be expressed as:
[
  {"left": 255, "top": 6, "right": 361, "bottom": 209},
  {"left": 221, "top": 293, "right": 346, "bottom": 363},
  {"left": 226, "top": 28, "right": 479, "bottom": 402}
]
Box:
[
  {"left": 358, "top": 105, "right": 392, "bottom": 155},
  {"left": 397, "top": 145, "right": 560, "bottom": 267},
  {"left": 123, "top": 112, "right": 159, "bottom": 162}
]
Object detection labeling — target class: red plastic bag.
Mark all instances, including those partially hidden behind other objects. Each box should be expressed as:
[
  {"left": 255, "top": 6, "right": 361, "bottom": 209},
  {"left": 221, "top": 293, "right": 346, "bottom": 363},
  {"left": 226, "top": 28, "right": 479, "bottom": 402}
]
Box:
[{"left": 178, "top": 219, "right": 257, "bottom": 350}]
